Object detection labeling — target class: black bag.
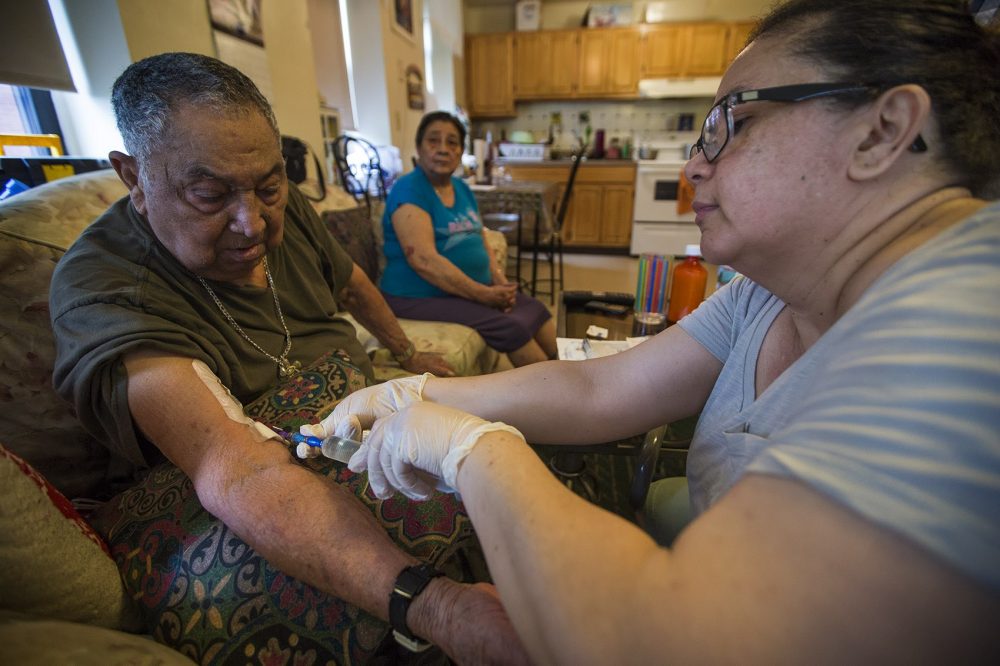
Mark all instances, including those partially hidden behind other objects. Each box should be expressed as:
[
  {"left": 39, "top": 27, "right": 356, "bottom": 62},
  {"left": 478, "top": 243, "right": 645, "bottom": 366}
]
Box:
[{"left": 281, "top": 135, "right": 326, "bottom": 201}]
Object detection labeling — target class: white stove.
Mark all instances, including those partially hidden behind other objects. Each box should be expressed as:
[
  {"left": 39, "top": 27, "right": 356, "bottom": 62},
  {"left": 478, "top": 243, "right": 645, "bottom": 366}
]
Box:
[{"left": 630, "top": 132, "right": 701, "bottom": 257}]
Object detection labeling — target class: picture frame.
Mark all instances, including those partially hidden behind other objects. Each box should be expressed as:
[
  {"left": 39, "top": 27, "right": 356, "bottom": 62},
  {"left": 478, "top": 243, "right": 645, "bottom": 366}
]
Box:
[
  {"left": 392, "top": 0, "right": 415, "bottom": 43},
  {"left": 208, "top": 0, "right": 264, "bottom": 47},
  {"left": 405, "top": 65, "right": 425, "bottom": 110}
]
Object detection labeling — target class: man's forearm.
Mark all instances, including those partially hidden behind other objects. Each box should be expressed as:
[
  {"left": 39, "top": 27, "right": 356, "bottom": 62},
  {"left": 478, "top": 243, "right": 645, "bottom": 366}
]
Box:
[
  {"left": 338, "top": 264, "right": 412, "bottom": 359},
  {"left": 195, "top": 441, "right": 411, "bottom": 614}
]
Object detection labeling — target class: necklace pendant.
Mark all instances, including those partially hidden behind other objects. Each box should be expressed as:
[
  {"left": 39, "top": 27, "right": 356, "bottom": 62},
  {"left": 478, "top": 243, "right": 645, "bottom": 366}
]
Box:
[{"left": 278, "top": 358, "right": 301, "bottom": 378}]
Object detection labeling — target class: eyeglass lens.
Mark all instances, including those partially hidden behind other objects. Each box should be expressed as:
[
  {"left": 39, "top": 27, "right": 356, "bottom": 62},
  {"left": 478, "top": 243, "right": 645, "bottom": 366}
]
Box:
[
  {"left": 703, "top": 104, "right": 727, "bottom": 161},
  {"left": 688, "top": 103, "right": 727, "bottom": 161}
]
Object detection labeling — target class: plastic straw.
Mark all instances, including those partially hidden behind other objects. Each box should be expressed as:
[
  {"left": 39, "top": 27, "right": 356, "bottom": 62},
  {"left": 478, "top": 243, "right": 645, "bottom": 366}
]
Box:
[
  {"left": 634, "top": 255, "right": 646, "bottom": 311},
  {"left": 634, "top": 253, "right": 670, "bottom": 314}
]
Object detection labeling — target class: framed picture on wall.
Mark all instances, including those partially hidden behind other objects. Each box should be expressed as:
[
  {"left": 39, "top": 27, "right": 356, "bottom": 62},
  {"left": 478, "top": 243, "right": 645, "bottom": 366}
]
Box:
[
  {"left": 392, "top": 0, "right": 415, "bottom": 42},
  {"left": 208, "top": 0, "right": 264, "bottom": 46}
]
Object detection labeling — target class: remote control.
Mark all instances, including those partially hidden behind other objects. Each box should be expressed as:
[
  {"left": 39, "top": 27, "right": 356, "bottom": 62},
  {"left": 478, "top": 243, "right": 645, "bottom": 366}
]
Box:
[{"left": 584, "top": 300, "right": 629, "bottom": 315}]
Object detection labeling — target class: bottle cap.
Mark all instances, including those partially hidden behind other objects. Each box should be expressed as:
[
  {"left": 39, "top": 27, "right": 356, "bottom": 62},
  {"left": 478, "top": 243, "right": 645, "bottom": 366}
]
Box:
[{"left": 684, "top": 244, "right": 702, "bottom": 257}]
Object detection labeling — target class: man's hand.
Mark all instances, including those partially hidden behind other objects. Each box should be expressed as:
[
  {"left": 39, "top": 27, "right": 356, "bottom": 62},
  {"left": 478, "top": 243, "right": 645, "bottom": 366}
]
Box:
[
  {"left": 402, "top": 351, "right": 455, "bottom": 377},
  {"left": 418, "top": 580, "right": 531, "bottom": 666},
  {"left": 350, "top": 402, "right": 523, "bottom": 500}
]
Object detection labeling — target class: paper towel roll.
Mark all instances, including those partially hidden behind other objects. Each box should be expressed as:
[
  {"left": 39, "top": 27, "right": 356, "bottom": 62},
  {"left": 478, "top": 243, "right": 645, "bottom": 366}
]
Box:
[{"left": 473, "top": 138, "right": 487, "bottom": 183}]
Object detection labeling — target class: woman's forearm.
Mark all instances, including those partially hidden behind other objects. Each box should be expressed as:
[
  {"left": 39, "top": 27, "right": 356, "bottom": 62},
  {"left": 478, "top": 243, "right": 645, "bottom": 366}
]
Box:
[
  {"left": 422, "top": 358, "right": 642, "bottom": 444},
  {"left": 422, "top": 326, "right": 721, "bottom": 444},
  {"left": 455, "top": 434, "right": 671, "bottom": 663},
  {"left": 408, "top": 250, "right": 489, "bottom": 301}
]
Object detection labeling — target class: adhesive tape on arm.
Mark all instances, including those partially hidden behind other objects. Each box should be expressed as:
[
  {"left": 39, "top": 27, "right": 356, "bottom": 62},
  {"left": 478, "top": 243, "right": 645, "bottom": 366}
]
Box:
[{"left": 191, "top": 359, "right": 282, "bottom": 442}]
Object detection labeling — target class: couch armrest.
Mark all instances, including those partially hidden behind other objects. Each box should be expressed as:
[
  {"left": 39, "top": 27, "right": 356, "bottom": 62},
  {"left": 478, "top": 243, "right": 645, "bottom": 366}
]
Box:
[
  {"left": 338, "top": 313, "right": 510, "bottom": 379},
  {"left": 484, "top": 227, "right": 507, "bottom": 268}
]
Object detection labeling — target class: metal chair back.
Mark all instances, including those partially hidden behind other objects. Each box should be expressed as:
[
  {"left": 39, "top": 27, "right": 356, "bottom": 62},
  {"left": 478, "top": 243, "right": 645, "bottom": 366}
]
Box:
[
  {"left": 332, "top": 134, "right": 386, "bottom": 213},
  {"left": 553, "top": 149, "right": 585, "bottom": 232}
]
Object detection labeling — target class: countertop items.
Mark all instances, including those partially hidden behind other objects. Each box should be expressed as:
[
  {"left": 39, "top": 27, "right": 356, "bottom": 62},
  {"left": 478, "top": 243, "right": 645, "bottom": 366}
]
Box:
[{"left": 494, "top": 157, "right": 636, "bottom": 166}]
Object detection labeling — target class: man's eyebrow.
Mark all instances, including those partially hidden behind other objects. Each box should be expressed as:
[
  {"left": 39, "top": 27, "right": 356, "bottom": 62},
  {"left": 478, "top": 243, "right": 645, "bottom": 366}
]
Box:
[
  {"left": 184, "top": 165, "right": 219, "bottom": 180},
  {"left": 182, "top": 162, "right": 286, "bottom": 182}
]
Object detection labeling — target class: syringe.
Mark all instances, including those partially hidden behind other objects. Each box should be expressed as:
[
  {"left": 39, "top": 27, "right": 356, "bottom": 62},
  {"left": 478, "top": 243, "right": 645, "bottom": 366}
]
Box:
[{"left": 271, "top": 427, "right": 364, "bottom": 463}]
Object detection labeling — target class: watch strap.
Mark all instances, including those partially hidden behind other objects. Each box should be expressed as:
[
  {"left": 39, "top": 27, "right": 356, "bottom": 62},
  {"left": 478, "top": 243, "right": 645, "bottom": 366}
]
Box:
[{"left": 389, "top": 563, "right": 445, "bottom": 652}]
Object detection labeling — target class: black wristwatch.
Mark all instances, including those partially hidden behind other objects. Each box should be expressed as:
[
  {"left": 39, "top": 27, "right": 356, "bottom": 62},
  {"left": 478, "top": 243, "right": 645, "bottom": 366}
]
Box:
[{"left": 389, "top": 563, "right": 445, "bottom": 652}]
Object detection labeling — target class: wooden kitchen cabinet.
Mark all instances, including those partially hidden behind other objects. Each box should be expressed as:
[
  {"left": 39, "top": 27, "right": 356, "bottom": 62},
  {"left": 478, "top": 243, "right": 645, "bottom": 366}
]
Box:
[
  {"left": 726, "top": 21, "right": 756, "bottom": 63},
  {"left": 502, "top": 162, "right": 636, "bottom": 249},
  {"left": 578, "top": 28, "right": 640, "bottom": 97},
  {"left": 600, "top": 185, "right": 635, "bottom": 246},
  {"left": 685, "top": 23, "right": 730, "bottom": 75},
  {"left": 566, "top": 184, "right": 604, "bottom": 244},
  {"left": 638, "top": 24, "right": 686, "bottom": 78},
  {"left": 514, "top": 30, "right": 578, "bottom": 99},
  {"left": 474, "top": 19, "right": 747, "bottom": 104},
  {"left": 640, "top": 22, "right": 730, "bottom": 78},
  {"left": 465, "top": 33, "right": 514, "bottom": 117}
]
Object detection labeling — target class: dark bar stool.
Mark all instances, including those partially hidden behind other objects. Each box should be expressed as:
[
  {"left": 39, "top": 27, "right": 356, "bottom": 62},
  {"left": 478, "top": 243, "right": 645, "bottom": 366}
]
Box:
[{"left": 481, "top": 211, "right": 526, "bottom": 290}]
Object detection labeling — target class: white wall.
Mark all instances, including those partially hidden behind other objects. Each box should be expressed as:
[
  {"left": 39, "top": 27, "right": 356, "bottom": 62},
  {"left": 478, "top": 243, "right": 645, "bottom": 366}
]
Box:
[
  {"left": 49, "top": 0, "right": 131, "bottom": 157},
  {"left": 45, "top": 0, "right": 328, "bottom": 169},
  {"left": 379, "top": 0, "right": 428, "bottom": 169},
  {"left": 41, "top": 0, "right": 468, "bottom": 175},
  {"left": 117, "top": 0, "right": 215, "bottom": 61},
  {"left": 345, "top": 0, "right": 393, "bottom": 146},
  {"left": 308, "top": 0, "right": 355, "bottom": 130},
  {"left": 425, "top": 0, "right": 463, "bottom": 115},
  {"left": 260, "top": 0, "right": 325, "bottom": 157}
]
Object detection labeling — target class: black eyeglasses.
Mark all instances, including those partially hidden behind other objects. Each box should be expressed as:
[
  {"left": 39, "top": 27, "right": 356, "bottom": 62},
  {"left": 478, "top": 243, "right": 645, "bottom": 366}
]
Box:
[{"left": 688, "top": 82, "right": 928, "bottom": 163}]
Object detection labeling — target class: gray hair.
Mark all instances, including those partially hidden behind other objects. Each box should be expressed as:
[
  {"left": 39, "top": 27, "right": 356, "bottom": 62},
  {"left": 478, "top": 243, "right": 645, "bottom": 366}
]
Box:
[{"left": 111, "top": 52, "right": 280, "bottom": 164}]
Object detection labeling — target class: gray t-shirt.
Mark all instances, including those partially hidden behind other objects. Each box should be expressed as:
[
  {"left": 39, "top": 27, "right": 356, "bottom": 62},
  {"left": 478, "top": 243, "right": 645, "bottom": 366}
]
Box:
[
  {"left": 678, "top": 202, "right": 1000, "bottom": 589},
  {"left": 50, "top": 185, "right": 371, "bottom": 480}
]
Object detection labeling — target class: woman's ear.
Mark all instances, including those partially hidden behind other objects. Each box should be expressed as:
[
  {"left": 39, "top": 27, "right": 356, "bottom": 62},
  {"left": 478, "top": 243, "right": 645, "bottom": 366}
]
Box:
[
  {"left": 108, "top": 150, "right": 148, "bottom": 215},
  {"left": 848, "top": 84, "right": 931, "bottom": 182}
]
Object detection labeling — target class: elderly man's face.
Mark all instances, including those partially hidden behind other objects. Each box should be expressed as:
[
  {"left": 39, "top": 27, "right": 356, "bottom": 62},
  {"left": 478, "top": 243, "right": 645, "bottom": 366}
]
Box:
[{"left": 131, "top": 103, "right": 288, "bottom": 285}]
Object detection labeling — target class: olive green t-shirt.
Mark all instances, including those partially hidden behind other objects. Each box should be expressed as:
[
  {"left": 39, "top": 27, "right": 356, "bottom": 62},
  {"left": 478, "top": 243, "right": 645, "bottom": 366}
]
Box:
[{"left": 50, "top": 185, "right": 371, "bottom": 482}]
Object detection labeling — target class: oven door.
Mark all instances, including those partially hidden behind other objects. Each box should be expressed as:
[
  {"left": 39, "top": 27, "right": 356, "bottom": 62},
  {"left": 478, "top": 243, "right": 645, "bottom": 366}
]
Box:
[{"left": 633, "top": 162, "right": 696, "bottom": 223}]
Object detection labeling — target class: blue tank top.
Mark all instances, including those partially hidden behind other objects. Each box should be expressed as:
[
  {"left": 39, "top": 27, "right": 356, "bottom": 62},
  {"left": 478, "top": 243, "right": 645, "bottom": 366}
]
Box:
[{"left": 379, "top": 168, "right": 491, "bottom": 297}]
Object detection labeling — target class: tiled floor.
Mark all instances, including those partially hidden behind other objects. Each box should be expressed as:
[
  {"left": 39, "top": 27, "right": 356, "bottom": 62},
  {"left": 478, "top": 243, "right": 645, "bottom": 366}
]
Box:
[
  {"left": 511, "top": 251, "right": 639, "bottom": 317},
  {"left": 561, "top": 252, "right": 639, "bottom": 294}
]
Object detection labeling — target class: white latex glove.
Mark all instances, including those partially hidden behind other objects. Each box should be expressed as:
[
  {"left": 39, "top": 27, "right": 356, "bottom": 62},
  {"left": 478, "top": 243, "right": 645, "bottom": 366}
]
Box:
[
  {"left": 300, "top": 372, "right": 431, "bottom": 446},
  {"left": 349, "top": 402, "right": 524, "bottom": 501}
]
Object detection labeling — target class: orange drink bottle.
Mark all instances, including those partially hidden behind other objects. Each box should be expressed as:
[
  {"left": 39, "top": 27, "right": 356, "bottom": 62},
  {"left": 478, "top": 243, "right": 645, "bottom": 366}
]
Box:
[{"left": 667, "top": 245, "right": 708, "bottom": 324}]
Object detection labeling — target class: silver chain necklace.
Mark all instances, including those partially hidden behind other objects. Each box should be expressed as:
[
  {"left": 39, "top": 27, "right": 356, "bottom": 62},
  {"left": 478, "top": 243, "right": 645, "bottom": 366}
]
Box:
[{"left": 196, "top": 256, "right": 302, "bottom": 378}]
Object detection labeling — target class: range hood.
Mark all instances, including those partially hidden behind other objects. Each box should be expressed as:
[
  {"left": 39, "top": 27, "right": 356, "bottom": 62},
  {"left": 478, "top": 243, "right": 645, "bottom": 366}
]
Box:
[{"left": 638, "top": 76, "right": 722, "bottom": 99}]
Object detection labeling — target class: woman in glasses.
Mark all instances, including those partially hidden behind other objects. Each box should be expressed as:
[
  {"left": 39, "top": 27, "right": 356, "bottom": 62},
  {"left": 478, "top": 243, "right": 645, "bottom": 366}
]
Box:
[{"left": 309, "top": 0, "right": 999, "bottom": 660}]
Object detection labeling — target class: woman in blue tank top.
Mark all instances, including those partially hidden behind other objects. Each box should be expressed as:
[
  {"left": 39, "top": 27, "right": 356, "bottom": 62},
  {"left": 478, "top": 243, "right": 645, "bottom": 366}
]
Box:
[{"left": 379, "top": 111, "right": 555, "bottom": 367}]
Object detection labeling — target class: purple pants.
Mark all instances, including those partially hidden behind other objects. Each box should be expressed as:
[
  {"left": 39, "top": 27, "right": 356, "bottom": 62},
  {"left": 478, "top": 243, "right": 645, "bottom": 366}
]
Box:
[{"left": 381, "top": 291, "right": 551, "bottom": 353}]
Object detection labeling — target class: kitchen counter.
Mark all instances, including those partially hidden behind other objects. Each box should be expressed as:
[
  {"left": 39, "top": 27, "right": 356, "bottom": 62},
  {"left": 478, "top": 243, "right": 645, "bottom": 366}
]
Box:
[
  {"left": 494, "top": 158, "right": 637, "bottom": 166},
  {"left": 498, "top": 160, "right": 637, "bottom": 250}
]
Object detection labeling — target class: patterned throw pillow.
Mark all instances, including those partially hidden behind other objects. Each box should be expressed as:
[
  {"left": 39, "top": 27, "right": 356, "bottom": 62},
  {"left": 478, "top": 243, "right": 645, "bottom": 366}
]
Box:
[
  {"left": 88, "top": 350, "right": 486, "bottom": 665},
  {"left": 0, "top": 444, "right": 143, "bottom": 631}
]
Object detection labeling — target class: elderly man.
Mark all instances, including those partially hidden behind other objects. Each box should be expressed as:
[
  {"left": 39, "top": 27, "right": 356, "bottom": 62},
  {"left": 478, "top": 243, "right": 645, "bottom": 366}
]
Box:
[{"left": 50, "top": 52, "right": 524, "bottom": 664}]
